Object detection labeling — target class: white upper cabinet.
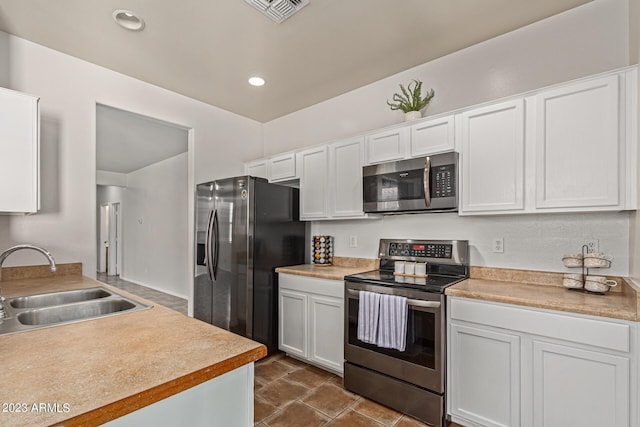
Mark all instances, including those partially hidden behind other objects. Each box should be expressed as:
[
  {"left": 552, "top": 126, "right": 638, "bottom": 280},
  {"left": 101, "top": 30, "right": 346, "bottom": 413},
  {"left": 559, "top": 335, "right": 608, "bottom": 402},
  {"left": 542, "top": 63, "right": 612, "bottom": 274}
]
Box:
[
  {"left": 460, "top": 99, "right": 525, "bottom": 214},
  {"left": 247, "top": 66, "right": 637, "bottom": 219},
  {"left": 329, "top": 137, "right": 366, "bottom": 218},
  {"left": 410, "top": 115, "right": 455, "bottom": 157},
  {"left": 365, "top": 127, "right": 408, "bottom": 164},
  {"left": 298, "top": 146, "right": 329, "bottom": 220},
  {"left": 268, "top": 153, "right": 297, "bottom": 182},
  {"left": 0, "top": 87, "right": 40, "bottom": 214},
  {"left": 461, "top": 67, "right": 637, "bottom": 215},
  {"left": 245, "top": 159, "right": 268, "bottom": 180},
  {"left": 534, "top": 75, "right": 621, "bottom": 210}
]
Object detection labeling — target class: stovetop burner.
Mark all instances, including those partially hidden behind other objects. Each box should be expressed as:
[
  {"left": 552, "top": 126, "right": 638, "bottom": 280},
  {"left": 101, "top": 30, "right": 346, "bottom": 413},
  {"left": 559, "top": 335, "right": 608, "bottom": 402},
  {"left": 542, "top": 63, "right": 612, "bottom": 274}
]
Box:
[
  {"left": 344, "top": 269, "right": 466, "bottom": 293},
  {"left": 345, "top": 239, "right": 470, "bottom": 294}
]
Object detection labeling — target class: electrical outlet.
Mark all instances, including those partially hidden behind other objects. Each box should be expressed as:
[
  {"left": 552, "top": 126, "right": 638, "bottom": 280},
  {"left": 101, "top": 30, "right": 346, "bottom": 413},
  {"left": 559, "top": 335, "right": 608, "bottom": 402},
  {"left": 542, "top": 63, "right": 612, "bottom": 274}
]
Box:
[
  {"left": 492, "top": 237, "right": 504, "bottom": 253},
  {"left": 349, "top": 235, "right": 358, "bottom": 248},
  {"left": 584, "top": 239, "right": 599, "bottom": 253}
]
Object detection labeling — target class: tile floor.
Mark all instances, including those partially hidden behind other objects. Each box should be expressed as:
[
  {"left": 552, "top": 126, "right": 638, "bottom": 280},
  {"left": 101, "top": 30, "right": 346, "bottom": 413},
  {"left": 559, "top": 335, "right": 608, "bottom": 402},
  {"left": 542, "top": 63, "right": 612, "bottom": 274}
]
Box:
[
  {"left": 255, "top": 353, "right": 457, "bottom": 427},
  {"left": 96, "top": 273, "right": 188, "bottom": 315}
]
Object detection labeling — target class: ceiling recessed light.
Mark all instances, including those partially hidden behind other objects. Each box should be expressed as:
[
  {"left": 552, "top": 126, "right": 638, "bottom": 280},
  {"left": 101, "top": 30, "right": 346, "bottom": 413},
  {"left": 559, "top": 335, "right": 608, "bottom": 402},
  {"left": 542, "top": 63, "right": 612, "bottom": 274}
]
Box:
[
  {"left": 248, "top": 77, "right": 266, "bottom": 87},
  {"left": 113, "top": 9, "right": 145, "bottom": 31}
]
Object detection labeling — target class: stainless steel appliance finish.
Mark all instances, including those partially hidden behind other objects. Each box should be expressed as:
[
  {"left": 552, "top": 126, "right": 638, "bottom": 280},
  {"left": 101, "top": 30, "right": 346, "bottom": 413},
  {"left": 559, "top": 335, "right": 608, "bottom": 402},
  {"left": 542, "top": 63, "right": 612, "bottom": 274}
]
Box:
[
  {"left": 363, "top": 152, "right": 458, "bottom": 214},
  {"left": 0, "top": 286, "right": 150, "bottom": 335},
  {"left": 344, "top": 239, "right": 469, "bottom": 427},
  {"left": 194, "top": 176, "right": 305, "bottom": 353}
]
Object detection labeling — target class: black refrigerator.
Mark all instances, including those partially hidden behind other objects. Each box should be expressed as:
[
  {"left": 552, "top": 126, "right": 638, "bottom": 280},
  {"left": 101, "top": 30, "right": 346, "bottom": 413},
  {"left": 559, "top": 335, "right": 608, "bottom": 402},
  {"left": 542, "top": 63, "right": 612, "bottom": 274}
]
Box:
[{"left": 194, "top": 176, "right": 305, "bottom": 353}]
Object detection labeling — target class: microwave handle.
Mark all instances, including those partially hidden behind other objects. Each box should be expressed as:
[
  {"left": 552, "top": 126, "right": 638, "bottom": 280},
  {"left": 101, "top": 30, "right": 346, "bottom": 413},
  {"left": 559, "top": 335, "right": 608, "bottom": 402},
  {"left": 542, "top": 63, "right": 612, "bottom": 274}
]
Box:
[{"left": 423, "top": 156, "right": 431, "bottom": 207}]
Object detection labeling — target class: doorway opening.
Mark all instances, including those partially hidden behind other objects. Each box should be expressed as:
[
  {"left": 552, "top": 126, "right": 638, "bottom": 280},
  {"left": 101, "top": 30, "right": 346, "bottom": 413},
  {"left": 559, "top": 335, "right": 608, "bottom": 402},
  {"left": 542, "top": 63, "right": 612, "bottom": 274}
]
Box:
[
  {"left": 98, "top": 202, "right": 121, "bottom": 275},
  {"left": 96, "top": 104, "right": 190, "bottom": 300}
]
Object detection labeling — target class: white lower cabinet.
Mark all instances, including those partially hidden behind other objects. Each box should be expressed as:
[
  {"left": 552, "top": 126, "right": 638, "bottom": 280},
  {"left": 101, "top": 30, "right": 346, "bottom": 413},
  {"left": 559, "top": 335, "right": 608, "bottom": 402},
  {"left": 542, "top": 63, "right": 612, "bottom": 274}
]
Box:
[
  {"left": 531, "top": 340, "right": 629, "bottom": 427},
  {"left": 448, "top": 297, "right": 636, "bottom": 427},
  {"left": 279, "top": 289, "right": 308, "bottom": 358},
  {"left": 449, "top": 324, "right": 521, "bottom": 427},
  {"left": 278, "top": 273, "right": 344, "bottom": 375}
]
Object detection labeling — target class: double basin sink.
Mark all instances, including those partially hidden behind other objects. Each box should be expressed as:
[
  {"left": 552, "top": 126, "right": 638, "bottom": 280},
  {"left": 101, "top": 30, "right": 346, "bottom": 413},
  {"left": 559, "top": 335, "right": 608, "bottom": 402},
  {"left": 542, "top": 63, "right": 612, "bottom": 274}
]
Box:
[{"left": 0, "top": 286, "right": 151, "bottom": 335}]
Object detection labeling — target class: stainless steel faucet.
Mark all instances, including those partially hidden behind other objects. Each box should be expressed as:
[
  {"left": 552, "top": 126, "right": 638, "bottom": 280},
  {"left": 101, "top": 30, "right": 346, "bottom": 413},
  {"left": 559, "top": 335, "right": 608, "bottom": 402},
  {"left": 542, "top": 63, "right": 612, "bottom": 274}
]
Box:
[{"left": 0, "top": 244, "right": 57, "bottom": 317}]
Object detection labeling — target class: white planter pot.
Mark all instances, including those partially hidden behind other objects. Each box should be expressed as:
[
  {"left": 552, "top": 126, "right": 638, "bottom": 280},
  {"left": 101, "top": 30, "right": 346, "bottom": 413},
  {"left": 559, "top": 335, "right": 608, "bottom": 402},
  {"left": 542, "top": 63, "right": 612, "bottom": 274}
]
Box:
[{"left": 404, "top": 111, "right": 422, "bottom": 122}]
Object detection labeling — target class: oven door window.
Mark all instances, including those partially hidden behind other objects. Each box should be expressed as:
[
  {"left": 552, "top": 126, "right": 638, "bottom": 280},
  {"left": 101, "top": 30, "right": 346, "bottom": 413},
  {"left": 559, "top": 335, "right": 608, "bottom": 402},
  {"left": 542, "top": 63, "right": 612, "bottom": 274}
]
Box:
[
  {"left": 363, "top": 169, "right": 425, "bottom": 203},
  {"left": 348, "top": 297, "right": 436, "bottom": 369}
]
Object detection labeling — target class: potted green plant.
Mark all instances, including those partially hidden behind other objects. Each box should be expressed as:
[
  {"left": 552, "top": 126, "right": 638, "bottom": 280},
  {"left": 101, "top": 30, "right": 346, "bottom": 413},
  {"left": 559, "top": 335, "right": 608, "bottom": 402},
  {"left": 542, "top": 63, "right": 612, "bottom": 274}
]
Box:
[{"left": 387, "top": 80, "right": 435, "bottom": 121}]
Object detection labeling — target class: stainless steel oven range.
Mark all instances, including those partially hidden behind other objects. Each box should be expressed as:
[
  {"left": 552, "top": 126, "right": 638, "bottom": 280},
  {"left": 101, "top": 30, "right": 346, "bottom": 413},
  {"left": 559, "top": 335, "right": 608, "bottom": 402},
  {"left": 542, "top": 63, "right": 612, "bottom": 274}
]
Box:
[{"left": 344, "top": 239, "right": 469, "bottom": 427}]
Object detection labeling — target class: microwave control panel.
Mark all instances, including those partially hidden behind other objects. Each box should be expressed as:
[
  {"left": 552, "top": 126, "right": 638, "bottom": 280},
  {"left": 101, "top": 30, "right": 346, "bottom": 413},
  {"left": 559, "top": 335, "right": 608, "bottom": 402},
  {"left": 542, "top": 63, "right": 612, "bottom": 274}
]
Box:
[
  {"left": 388, "top": 242, "right": 453, "bottom": 258},
  {"left": 433, "top": 164, "right": 455, "bottom": 198}
]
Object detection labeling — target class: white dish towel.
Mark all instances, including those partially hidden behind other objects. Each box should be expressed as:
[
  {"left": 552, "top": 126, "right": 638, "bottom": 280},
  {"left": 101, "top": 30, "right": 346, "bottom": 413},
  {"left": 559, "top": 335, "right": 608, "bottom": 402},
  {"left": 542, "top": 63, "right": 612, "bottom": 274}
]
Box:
[
  {"left": 357, "top": 291, "right": 380, "bottom": 345},
  {"left": 376, "top": 294, "right": 408, "bottom": 351}
]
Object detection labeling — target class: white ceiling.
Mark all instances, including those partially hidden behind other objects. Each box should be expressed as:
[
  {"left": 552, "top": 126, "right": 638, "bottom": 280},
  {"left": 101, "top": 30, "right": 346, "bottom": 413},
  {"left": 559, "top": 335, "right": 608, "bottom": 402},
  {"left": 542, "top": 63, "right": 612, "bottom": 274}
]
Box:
[
  {"left": 0, "top": 0, "right": 592, "bottom": 122},
  {"left": 96, "top": 104, "right": 188, "bottom": 174}
]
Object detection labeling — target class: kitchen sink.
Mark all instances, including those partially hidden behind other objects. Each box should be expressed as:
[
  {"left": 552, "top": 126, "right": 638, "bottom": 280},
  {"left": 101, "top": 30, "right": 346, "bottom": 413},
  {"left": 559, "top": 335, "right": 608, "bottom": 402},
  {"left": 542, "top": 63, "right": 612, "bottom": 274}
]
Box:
[
  {"left": 17, "top": 299, "right": 137, "bottom": 326},
  {"left": 0, "top": 286, "right": 151, "bottom": 335},
  {"left": 9, "top": 287, "right": 111, "bottom": 309}
]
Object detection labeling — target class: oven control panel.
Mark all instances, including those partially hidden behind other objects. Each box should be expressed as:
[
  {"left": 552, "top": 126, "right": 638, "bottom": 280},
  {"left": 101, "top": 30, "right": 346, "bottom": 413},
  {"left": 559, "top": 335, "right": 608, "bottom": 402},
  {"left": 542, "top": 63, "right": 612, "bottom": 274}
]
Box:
[
  {"left": 388, "top": 242, "right": 452, "bottom": 258},
  {"left": 380, "top": 239, "right": 469, "bottom": 265}
]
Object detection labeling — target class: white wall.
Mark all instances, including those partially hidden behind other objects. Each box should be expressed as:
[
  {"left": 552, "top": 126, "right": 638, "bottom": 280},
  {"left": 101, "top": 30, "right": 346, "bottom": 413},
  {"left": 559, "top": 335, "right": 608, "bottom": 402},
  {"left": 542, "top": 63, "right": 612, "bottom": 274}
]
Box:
[
  {"left": 262, "top": 0, "right": 629, "bottom": 155},
  {"left": 120, "top": 153, "right": 189, "bottom": 298},
  {"left": 97, "top": 170, "right": 127, "bottom": 187},
  {"left": 0, "top": 32, "right": 8, "bottom": 87},
  {"left": 312, "top": 213, "right": 630, "bottom": 276},
  {"left": 0, "top": 32, "right": 262, "bottom": 281}
]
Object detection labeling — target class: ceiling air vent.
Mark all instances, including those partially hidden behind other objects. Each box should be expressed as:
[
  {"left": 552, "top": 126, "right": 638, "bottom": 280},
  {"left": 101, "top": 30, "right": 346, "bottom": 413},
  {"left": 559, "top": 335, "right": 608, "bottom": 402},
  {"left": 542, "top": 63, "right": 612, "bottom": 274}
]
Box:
[{"left": 245, "top": 0, "right": 310, "bottom": 23}]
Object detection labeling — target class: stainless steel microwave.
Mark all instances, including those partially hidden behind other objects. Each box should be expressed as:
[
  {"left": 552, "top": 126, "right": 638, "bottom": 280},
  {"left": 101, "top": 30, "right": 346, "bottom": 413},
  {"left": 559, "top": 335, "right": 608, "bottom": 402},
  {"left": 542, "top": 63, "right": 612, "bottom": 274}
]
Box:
[{"left": 362, "top": 152, "right": 458, "bottom": 214}]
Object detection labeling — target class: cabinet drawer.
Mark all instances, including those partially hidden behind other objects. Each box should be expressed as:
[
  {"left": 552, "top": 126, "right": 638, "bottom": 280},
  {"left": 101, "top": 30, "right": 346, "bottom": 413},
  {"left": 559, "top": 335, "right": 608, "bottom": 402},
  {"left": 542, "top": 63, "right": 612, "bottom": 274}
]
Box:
[
  {"left": 449, "top": 298, "right": 630, "bottom": 352},
  {"left": 279, "top": 273, "right": 344, "bottom": 298}
]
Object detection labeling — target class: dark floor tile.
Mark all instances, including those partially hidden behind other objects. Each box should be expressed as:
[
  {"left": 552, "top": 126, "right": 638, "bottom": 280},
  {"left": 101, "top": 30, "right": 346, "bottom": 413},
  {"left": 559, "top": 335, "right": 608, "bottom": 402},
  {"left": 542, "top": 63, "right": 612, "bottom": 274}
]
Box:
[
  {"left": 264, "top": 401, "right": 329, "bottom": 427},
  {"left": 255, "top": 360, "right": 296, "bottom": 383},
  {"left": 325, "top": 409, "right": 383, "bottom": 427},
  {"left": 352, "top": 398, "right": 403, "bottom": 426},
  {"left": 285, "top": 365, "right": 332, "bottom": 388},
  {"left": 396, "top": 415, "right": 431, "bottom": 426},
  {"left": 254, "top": 398, "right": 278, "bottom": 423},
  {"left": 257, "top": 378, "right": 310, "bottom": 408},
  {"left": 279, "top": 355, "right": 311, "bottom": 369},
  {"left": 302, "top": 382, "right": 358, "bottom": 417}
]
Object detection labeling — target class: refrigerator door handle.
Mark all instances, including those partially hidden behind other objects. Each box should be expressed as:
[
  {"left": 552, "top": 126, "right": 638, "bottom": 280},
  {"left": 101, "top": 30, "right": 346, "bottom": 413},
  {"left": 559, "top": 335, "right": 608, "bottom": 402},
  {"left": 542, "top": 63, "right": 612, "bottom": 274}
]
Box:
[
  {"left": 212, "top": 209, "right": 219, "bottom": 280},
  {"left": 205, "top": 209, "right": 215, "bottom": 281}
]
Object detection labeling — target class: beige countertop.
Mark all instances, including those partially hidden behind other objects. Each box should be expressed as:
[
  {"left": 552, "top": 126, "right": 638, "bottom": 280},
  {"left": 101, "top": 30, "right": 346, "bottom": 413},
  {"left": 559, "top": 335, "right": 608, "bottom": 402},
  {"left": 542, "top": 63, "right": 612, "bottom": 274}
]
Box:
[
  {"left": 0, "top": 264, "right": 266, "bottom": 427},
  {"left": 446, "top": 267, "right": 640, "bottom": 322},
  {"left": 275, "top": 256, "right": 379, "bottom": 281}
]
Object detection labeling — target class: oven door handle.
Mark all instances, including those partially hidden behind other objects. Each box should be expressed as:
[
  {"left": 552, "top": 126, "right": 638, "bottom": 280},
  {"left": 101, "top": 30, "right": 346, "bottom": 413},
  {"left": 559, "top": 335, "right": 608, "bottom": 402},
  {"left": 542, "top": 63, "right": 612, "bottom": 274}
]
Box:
[{"left": 347, "top": 289, "right": 441, "bottom": 309}]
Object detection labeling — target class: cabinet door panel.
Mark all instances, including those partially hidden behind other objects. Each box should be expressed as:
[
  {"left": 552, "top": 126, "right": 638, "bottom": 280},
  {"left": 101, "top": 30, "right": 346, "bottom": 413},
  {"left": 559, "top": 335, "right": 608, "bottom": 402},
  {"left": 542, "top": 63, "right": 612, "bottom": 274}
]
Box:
[
  {"left": 0, "top": 88, "right": 39, "bottom": 213},
  {"left": 298, "top": 146, "right": 328, "bottom": 219},
  {"left": 310, "top": 295, "right": 344, "bottom": 374},
  {"left": 279, "top": 289, "right": 308, "bottom": 358},
  {"left": 329, "top": 138, "right": 365, "bottom": 217},
  {"left": 532, "top": 340, "right": 629, "bottom": 427},
  {"left": 365, "top": 127, "right": 408, "bottom": 164},
  {"left": 461, "top": 99, "right": 525, "bottom": 213},
  {"left": 535, "top": 75, "right": 620, "bottom": 209},
  {"left": 269, "top": 153, "right": 296, "bottom": 182},
  {"left": 410, "top": 115, "right": 455, "bottom": 157},
  {"left": 449, "top": 324, "right": 520, "bottom": 427},
  {"left": 246, "top": 160, "right": 268, "bottom": 180}
]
